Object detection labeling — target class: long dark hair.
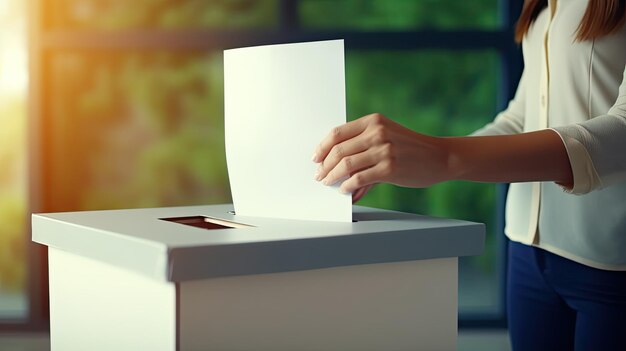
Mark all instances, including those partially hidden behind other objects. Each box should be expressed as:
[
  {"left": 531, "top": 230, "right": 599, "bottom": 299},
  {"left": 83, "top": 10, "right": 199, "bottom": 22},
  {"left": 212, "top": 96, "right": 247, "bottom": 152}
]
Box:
[{"left": 515, "top": 0, "right": 626, "bottom": 42}]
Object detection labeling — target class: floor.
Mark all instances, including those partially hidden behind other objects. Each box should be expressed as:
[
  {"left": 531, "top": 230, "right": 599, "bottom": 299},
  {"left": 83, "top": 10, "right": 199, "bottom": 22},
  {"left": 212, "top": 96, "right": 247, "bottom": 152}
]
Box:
[
  {"left": 458, "top": 329, "right": 512, "bottom": 351},
  {"left": 0, "top": 329, "right": 511, "bottom": 351}
]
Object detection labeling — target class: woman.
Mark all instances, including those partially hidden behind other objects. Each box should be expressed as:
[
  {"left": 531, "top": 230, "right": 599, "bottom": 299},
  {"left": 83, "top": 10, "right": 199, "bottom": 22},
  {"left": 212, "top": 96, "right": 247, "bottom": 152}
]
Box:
[{"left": 312, "top": 0, "right": 626, "bottom": 349}]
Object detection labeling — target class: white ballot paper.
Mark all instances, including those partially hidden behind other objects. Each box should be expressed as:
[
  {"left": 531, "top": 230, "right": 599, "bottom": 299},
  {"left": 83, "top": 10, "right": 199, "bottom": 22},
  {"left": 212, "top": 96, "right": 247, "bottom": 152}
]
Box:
[{"left": 224, "top": 40, "right": 352, "bottom": 222}]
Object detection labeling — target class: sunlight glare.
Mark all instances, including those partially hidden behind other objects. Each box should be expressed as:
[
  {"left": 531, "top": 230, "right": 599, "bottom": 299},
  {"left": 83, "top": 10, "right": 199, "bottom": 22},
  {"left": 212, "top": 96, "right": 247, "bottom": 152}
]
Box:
[
  {"left": 0, "top": 0, "right": 27, "bottom": 98},
  {"left": 0, "top": 0, "right": 8, "bottom": 17}
]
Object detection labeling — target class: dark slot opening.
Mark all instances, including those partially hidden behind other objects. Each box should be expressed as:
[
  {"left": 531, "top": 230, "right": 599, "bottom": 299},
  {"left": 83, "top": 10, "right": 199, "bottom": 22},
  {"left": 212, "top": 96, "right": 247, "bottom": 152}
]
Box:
[{"left": 160, "top": 216, "right": 252, "bottom": 230}]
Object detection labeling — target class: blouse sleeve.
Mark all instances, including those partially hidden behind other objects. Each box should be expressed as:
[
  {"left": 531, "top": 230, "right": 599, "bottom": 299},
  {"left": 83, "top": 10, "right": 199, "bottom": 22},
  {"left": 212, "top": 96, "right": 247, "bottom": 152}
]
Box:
[
  {"left": 551, "top": 63, "right": 626, "bottom": 195},
  {"left": 471, "top": 69, "right": 527, "bottom": 136}
]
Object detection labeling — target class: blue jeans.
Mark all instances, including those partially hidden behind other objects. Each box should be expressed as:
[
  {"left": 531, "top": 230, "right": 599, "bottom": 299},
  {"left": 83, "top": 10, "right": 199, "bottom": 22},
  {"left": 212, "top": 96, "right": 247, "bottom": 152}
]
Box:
[{"left": 507, "top": 241, "right": 626, "bottom": 350}]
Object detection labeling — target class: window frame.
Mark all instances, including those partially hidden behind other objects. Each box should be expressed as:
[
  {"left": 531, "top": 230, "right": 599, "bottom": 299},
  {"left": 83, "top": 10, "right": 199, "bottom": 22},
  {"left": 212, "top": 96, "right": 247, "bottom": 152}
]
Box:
[{"left": 2, "top": 0, "right": 523, "bottom": 331}]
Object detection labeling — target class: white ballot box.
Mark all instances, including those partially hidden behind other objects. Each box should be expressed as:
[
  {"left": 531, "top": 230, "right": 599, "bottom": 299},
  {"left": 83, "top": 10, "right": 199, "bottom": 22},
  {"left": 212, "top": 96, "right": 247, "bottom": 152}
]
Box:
[{"left": 32, "top": 204, "right": 484, "bottom": 351}]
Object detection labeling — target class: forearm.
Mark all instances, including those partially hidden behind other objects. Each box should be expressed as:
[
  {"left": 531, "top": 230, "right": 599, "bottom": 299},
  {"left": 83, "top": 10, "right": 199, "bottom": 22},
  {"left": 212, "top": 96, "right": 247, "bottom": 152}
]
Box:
[
  {"left": 444, "top": 129, "right": 573, "bottom": 187},
  {"left": 314, "top": 114, "right": 574, "bottom": 194}
]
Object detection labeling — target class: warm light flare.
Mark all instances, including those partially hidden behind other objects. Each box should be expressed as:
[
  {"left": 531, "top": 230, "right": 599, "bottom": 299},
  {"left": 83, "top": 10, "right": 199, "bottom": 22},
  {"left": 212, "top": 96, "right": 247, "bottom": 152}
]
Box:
[
  {"left": 0, "top": 0, "right": 8, "bottom": 17},
  {"left": 0, "top": 0, "right": 27, "bottom": 98},
  {"left": 0, "top": 34, "right": 28, "bottom": 97}
]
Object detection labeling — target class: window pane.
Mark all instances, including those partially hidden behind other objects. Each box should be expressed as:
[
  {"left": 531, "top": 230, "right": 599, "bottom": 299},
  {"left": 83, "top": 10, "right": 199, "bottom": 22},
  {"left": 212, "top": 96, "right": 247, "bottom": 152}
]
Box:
[
  {"left": 47, "top": 0, "right": 279, "bottom": 30},
  {"left": 346, "top": 50, "right": 502, "bottom": 314},
  {"left": 45, "top": 52, "right": 230, "bottom": 211},
  {"left": 0, "top": 0, "right": 28, "bottom": 318},
  {"left": 300, "top": 0, "right": 500, "bottom": 30}
]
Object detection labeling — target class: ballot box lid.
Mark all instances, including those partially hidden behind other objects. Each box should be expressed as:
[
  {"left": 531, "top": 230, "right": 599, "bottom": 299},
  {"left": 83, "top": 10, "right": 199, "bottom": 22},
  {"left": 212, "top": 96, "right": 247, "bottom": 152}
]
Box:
[{"left": 32, "top": 204, "right": 484, "bottom": 282}]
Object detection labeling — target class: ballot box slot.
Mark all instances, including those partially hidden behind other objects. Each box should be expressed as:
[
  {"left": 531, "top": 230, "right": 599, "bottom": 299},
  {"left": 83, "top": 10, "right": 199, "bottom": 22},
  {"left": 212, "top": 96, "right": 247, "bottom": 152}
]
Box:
[{"left": 160, "top": 216, "right": 253, "bottom": 230}]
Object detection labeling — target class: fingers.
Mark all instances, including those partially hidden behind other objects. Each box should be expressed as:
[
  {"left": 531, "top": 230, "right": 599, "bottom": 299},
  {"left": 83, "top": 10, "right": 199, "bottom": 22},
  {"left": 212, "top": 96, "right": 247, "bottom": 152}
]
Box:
[
  {"left": 320, "top": 150, "right": 373, "bottom": 186},
  {"left": 320, "top": 141, "right": 393, "bottom": 187},
  {"left": 312, "top": 116, "right": 370, "bottom": 163},
  {"left": 352, "top": 184, "right": 374, "bottom": 203},
  {"left": 314, "top": 138, "right": 369, "bottom": 182},
  {"left": 352, "top": 187, "right": 366, "bottom": 203},
  {"left": 312, "top": 113, "right": 393, "bottom": 195},
  {"left": 340, "top": 161, "right": 392, "bottom": 194}
]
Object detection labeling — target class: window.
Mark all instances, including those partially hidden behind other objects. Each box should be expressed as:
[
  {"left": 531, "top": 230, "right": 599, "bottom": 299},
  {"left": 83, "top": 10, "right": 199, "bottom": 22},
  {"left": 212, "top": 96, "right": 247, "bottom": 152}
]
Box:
[{"left": 4, "top": 0, "right": 523, "bottom": 330}]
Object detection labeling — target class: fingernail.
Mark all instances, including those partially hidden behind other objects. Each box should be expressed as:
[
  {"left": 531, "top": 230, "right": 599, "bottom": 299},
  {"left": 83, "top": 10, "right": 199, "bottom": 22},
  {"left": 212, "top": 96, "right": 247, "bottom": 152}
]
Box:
[
  {"left": 311, "top": 152, "right": 318, "bottom": 162},
  {"left": 322, "top": 177, "right": 330, "bottom": 186}
]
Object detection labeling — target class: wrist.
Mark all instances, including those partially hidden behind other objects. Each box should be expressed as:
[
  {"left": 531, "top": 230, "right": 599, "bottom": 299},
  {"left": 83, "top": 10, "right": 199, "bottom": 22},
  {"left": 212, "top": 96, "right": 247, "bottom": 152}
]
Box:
[{"left": 440, "top": 137, "right": 467, "bottom": 182}]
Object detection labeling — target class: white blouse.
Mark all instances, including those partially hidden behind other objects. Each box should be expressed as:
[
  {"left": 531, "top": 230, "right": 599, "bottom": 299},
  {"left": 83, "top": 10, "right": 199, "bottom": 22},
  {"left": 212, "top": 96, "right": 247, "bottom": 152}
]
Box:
[{"left": 473, "top": 0, "right": 626, "bottom": 270}]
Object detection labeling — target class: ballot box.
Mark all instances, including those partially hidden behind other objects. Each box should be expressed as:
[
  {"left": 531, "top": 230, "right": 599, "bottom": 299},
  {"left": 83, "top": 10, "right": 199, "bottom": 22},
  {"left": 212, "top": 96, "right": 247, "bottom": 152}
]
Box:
[{"left": 32, "top": 203, "right": 484, "bottom": 351}]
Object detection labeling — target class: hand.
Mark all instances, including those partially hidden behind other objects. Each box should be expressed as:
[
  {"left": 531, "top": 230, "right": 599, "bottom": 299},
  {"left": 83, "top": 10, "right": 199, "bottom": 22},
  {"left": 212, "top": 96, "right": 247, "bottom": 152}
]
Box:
[
  {"left": 312, "top": 113, "right": 452, "bottom": 194},
  {"left": 351, "top": 184, "right": 374, "bottom": 203}
]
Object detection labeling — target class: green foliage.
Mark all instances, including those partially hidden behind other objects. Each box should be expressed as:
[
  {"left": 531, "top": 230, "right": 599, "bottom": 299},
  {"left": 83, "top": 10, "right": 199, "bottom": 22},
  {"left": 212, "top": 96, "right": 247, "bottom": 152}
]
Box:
[
  {"left": 300, "top": 0, "right": 500, "bottom": 30},
  {"left": 51, "top": 0, "right": 278, "bottom": 30},
  {"left": 49, "top": 52, "right": 231, "bottom": 211}
]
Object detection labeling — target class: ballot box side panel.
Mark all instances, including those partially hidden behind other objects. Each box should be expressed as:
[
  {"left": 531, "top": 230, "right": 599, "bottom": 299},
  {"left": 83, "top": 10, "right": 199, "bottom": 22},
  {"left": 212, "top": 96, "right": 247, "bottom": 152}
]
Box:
[
  {"left": 179, "top": 258, "right": 457, "bottom": 351},
  {"left": 48, "top": 248, "right": 177, "bottom": 351}
]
